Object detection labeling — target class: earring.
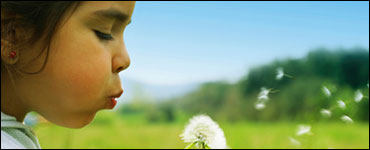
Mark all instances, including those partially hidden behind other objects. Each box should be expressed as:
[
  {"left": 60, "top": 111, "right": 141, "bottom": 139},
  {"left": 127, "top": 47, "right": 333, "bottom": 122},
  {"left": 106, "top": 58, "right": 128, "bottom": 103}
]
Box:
[
  {"left": 1, "top": 40, "right": 19, "bottom": 65},
  {"left": 9, "top": 51, "right": 17, "bottom": 59}
]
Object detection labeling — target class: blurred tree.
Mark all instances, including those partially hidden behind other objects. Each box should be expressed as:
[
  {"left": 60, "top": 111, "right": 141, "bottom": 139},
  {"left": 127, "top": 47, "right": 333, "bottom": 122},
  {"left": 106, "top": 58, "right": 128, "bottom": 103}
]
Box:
[{"left": 120, "top": 48, "right": 369, "bottom": 122}]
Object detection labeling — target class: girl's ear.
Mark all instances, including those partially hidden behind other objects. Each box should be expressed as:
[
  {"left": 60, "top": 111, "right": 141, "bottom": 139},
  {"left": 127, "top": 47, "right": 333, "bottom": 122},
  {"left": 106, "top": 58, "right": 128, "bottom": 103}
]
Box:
[
  {"left": 1, "top": 39, "right": 19, "bottom": 65},
  {"left": 1, "top": 10, "right": 22, "bottom": 65}
]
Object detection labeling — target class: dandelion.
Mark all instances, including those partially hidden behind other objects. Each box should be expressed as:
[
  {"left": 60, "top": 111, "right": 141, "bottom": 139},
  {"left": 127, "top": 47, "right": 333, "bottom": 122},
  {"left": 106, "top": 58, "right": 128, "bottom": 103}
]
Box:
[
  {"left": 258, "top": 87, "right": 270, "bottom": 102},
  {"left": 354, "top": 90, "right": 364, "bottom": 103},
  {"left": 255, "top": 102, "right": 266, "bottom": 110},
  {"left": 288, "top": 136, "right": 301, "bottom": 147},
  {"left": 322, "top": 86, "right": 331, "bottom": 98},
  {"left": 276, "top": 68, "right": 284, "bottom": 80},
  {"left": 296, "top": 124, "right": 312, "bottom": 136},
  {"left": 275, "top": 67, "right": 293, "bottom": 80},
  {"left": 180, "top": 115, "right": 227, "bottom": 149},
  {"left": 337, "top": 100, "right": 346, "bottom": 109},
  {"left": 320, "top": 109, "right": 331, "bottom": 118},
  {"left": 340, "top": 115, "right": 353, "bottom": 124}
]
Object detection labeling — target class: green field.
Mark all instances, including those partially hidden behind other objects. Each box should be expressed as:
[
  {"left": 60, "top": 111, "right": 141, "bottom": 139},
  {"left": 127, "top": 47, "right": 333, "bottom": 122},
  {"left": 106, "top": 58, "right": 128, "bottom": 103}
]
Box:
[{"left": 33, "top": 111, "right": 369, "bottom": 149}]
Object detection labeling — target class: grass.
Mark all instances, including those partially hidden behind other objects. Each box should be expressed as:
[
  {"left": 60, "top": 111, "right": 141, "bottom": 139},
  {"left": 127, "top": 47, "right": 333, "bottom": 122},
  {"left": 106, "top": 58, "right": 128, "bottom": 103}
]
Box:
[{"left": 33, "top": 111, "right": 369, "bottom": 149}]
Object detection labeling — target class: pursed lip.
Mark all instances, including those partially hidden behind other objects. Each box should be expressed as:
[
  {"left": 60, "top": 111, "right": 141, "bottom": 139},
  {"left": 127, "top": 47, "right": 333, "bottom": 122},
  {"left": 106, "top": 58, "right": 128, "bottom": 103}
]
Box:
[
  {"left": 105, "top": 90, "right": 123, "bottom": 109},
  {"left": 106, "top": 97, "right": 117, "bottom": 109},
  {"left": 108, "top": 90, "right": 123, "bottom": 99}
]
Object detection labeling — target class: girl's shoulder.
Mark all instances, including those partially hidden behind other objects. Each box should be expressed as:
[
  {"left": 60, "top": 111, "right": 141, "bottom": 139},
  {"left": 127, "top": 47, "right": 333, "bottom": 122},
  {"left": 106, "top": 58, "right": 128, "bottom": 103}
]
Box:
[
  {"left": 1, "top": 130, "right": 28, "bottom": 149},
  {"left": 1, "top": 112, "right": 41, "bottom": 149}
]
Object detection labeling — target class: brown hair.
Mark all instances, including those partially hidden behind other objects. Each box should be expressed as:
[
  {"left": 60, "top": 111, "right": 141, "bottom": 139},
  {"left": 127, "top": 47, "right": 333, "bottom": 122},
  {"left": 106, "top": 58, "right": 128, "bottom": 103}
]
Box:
[{"left": 1, "top": 1, "right": 81, "bottom": 75}]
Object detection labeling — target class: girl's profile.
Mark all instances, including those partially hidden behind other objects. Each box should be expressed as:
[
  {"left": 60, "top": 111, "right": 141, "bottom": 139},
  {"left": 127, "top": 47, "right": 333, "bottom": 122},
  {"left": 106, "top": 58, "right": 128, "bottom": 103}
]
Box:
[{"left": 1, "top": 1, "right": 135, "bottom": 149}]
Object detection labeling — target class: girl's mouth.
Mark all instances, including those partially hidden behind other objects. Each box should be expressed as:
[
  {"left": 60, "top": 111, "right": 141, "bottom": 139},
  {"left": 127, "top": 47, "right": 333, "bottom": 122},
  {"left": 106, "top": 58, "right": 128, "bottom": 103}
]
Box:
[
  {"left": 106, "top": 90, "right": 122, "bottom": 109},
  {"left": 107, "top": 97, "right": 117, "bottom": 109}
]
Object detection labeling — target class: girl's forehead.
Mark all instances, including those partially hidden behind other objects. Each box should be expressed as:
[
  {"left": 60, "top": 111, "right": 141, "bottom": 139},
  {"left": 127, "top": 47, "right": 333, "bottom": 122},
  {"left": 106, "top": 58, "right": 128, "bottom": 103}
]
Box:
[{"left": 76, "top": 1, "right": 135, "bottom": 18}]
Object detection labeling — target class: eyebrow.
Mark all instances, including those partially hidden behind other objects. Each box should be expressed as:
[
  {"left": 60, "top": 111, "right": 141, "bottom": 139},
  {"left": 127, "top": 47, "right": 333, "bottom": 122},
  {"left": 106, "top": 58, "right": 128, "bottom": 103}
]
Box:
[{"left": 93, "top": 8, "right": 131, "bottom": 25}]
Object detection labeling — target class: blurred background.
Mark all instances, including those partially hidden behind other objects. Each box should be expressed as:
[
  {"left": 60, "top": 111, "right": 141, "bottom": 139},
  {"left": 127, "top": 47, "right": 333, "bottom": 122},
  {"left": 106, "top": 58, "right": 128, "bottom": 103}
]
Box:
[{"left": 29, "top": 1, "right": 369, "bottom": 149}]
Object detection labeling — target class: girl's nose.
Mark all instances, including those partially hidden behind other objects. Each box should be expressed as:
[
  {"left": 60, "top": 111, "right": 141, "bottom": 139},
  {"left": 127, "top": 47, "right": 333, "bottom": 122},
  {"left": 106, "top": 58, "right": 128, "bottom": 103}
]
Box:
[{"left": 112, "top": 43, "right": 131, "bottom": 74}]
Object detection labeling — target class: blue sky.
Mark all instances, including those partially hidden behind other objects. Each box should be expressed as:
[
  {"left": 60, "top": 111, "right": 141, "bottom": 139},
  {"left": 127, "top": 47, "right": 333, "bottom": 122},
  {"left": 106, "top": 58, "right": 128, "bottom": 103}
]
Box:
[{"left": 121, "top": 1, "right": 369, "bottom": 86}]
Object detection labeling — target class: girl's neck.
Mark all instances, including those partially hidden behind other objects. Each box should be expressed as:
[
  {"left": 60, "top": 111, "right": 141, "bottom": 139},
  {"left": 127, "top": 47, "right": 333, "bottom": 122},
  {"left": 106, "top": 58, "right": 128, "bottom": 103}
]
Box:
[{"left": 1, "top": 72, "right": 29, "bottom": 123}]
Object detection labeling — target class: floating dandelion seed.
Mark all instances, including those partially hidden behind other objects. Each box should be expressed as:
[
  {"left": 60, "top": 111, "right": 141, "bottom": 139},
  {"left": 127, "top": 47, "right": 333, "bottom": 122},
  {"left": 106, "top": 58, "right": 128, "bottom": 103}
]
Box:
[
  {"left": 258, "top": 87, "right": 271, "bottom": 102},
  {"left": 275, "top": 67, "right": 293, "bottom": 80},
  {"left": 340, "top": 115, "right": 354, "bottom": 124},
  {"left": 288, "top": 136, "right": 301, "bottom": 147},
  {"left": 276, "top": 67, "right": 284, "bottom": 80},
  {"left": 322, "top": 86, "right": 331, "bottom": 97},
  {"left": 320, "top": 109, "right": 331, "bottom": 118},
  {"left": 180, "top": 115, "right": 227, "bottom": 149},
  {"left": 354, "top": 90, "right": 364, "bottom": 103},
  {"left": 296, "top": 125, "right": 312, "bottom": 136},
  {"left": 337, "top": 100, "right": 346, "bottom": 109},
  {"left": 255, "top": 102, "right": 266, "bottom": 110}
]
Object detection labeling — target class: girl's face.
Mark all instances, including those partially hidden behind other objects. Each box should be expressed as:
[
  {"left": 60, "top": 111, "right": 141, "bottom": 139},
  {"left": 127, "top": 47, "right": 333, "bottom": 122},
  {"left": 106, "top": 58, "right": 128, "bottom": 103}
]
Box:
[{"left": 13, "top": 1, "right": 135, "bottom": 128}]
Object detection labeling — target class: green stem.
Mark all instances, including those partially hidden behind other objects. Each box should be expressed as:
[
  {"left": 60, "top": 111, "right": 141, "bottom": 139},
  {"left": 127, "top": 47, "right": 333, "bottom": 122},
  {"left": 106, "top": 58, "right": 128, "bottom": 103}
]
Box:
[
  {"left": 185, "top": 142, "right": 196, "bottom": 149},
  {"left": 284, "top": 74, "right": 294, "bottom": 78},
  {"left": 204, "top": 143, "right": 211, "bottom": 149},
  {"left": 270, "top": 89, "right": 280, "bottom": 93}
]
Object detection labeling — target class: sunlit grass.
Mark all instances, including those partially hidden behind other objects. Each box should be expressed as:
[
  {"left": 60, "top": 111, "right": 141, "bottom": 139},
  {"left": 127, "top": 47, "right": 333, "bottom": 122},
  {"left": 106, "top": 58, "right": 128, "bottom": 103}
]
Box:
[{"left": 33, "top": 111, "right": 369, "bottom": 149}]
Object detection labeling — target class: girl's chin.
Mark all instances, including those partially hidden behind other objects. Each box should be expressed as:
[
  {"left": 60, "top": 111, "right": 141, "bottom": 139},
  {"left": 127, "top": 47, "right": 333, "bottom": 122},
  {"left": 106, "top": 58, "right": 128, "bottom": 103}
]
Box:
[{"left": 55, "top": 112, "right": 97, "bottom": 129}]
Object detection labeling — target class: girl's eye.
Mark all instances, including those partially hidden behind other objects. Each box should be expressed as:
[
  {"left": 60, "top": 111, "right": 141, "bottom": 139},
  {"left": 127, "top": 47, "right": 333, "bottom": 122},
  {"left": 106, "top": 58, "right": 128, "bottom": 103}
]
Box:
[{"left": 94, "top": 30, "right": 114, "bottom": 41}]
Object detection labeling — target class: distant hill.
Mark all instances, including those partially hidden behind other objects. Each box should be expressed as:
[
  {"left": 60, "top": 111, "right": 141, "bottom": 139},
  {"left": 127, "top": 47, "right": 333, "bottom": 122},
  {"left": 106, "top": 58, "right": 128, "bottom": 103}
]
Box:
[{"left": 118, "top": 78, "right": 200, "bottom": 104}]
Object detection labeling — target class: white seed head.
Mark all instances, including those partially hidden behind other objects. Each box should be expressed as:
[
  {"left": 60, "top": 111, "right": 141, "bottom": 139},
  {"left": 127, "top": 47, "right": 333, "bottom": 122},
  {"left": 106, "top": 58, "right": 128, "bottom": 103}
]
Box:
[
  {"left": 288, "top": 136, "right": 301, "bottom": 147},
  {"left": 180, "top": 115, "right": 227, "bottom": 149},
  {"left": 276, "top": 67, "right": 284, "bottom": 80},
  {"left": 322, "top": 86, "right": 331, "bottom": 97},
  {"left": 354, "top": 90, "right": 363, "bottom": 103},
  {"left": 320, "top": 109, "right": 331, "bottom": 118},
  {"left": 337, "top": 100, "right": 346, "bottom": 109},
  {"left": 340, "top": 115, "right": 353, "bottom": 124},
  {"left": 255, "top": 102, "right": 266, "bottom": 110},
  {"left": 258, "top": 87, "right": 270, "bottom": 101},
  {"left": 296, "top": 124, "right": 312, "bottom": 136}
]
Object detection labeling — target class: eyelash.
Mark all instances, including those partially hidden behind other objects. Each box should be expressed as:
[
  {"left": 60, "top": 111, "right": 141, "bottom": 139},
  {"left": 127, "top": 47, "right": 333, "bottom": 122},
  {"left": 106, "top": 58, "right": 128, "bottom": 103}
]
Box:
[{"left": 94, "top": 30, "right": 114, "bottom": 41}]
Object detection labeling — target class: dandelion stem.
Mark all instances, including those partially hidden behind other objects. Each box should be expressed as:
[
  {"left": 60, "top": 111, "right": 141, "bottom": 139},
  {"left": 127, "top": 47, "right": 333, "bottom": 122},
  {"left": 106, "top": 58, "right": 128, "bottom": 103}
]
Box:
[
  {"left": 270, "top": 89, "right": 280, "bottom": 93},
  {"left": 284, "top": 74, "right": 294, "bottom": 78},
  {"left": 204, "top": 143, "right": 211, "bottom": 149},
  {"left": 184, "top": 142, "right": 196, "bottom": 149}
]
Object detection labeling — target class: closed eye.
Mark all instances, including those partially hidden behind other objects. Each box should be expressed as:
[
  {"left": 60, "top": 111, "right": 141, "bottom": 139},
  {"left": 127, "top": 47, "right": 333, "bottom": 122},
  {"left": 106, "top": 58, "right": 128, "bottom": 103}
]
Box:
[{"left": 94, "top": 30, "right": 114, "bottom": 41}]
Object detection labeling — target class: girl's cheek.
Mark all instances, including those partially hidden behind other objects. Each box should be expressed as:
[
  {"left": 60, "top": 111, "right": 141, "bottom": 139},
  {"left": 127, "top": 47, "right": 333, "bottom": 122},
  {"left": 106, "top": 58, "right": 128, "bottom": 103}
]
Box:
[
  {"left": 49, "top": 20, "right": 111, "bottom": 110},
  {"left": 62, "top": 54, "right": 110, "bottom": 107},
  {"left": 69, "top": 61, "right": 107, "bottom": 99},
  {"left": 49, "top": 45, "right": 110, "bottom": 110}
]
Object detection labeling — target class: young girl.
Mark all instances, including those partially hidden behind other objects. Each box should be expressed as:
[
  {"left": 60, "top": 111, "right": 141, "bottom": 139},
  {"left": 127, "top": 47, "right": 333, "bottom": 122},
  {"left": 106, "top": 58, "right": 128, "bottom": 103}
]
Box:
[{"left": 1, "top": 1, "right": 135, "bottom": 148}]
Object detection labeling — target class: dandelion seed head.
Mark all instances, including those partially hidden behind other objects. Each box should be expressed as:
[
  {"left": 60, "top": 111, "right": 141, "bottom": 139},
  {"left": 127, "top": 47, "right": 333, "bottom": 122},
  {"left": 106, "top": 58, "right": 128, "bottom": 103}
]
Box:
[
  {"left": 337, "top": 100, "right": 346, "bottom": 109},
  {"left": 258, "top": 87, "right": 270, "bottom": 101},
  {"left": 354, "top": 90, "right": 363, "bottom": 103},
  {"left": 288, "top": 136, "right": 301, "bottom": 147},
  {"left": 258, "top": 95, "right": 269, "bottom": 102},
  {"left": 322, "top": 86, "right": 331, "bottom": 97},
  {"left": 255, "top": 102, "right": 266, "bottom": 110},
  {"left": 320, "top": 109, "right": 331, "bottom": 118},
  {"left": 276, "top": 67, "right": 284, "bottom": 80},
  {"left": 180, "top": 115, "right": 227, "bottom": 149},
  {"left": 296, "top": 124, "right": 312, "bottom": 136},
  {"left": 341, "top": 115, "right": 353, "bottom": 124}
]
